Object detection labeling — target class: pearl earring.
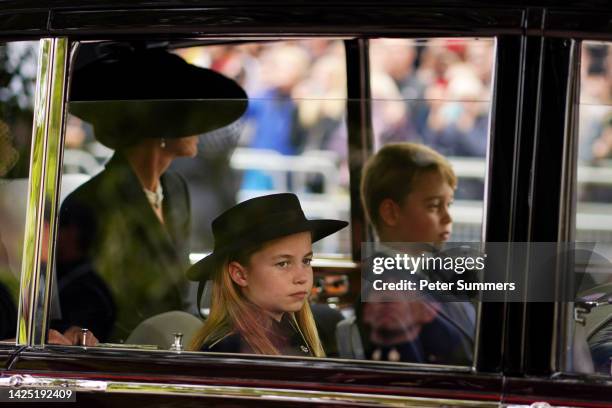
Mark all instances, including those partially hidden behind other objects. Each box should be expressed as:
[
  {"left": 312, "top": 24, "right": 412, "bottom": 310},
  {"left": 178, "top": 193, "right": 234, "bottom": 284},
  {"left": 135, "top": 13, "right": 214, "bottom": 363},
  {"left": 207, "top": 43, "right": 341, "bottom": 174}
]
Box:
[{"left": 160, "top": 138, "right": 166, "bottom": 148}]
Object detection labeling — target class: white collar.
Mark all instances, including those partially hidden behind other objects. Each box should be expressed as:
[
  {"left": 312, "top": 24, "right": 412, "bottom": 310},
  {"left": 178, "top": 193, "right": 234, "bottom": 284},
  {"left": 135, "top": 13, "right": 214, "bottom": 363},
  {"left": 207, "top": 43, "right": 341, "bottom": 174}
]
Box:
[{"left": 143, "top": 182, "right": 164, "bottom": 210}]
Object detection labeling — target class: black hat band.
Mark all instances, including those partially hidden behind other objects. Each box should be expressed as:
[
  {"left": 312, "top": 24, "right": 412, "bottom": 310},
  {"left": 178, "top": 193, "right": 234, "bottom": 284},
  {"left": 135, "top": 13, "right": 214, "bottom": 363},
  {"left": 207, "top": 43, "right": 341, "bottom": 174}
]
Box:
[{"left": 214, "top": 209, "right": 307, "bottom": 248}]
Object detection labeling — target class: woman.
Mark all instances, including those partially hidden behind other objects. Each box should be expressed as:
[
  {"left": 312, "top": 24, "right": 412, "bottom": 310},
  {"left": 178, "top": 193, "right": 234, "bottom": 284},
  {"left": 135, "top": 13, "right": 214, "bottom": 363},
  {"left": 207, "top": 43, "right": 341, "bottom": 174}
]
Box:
[
  {"left": 187, "top": 193, "right": 347, "bottom": 356},
  {"left": 55, "top": 48, "right": 248, "bottom": 342}
]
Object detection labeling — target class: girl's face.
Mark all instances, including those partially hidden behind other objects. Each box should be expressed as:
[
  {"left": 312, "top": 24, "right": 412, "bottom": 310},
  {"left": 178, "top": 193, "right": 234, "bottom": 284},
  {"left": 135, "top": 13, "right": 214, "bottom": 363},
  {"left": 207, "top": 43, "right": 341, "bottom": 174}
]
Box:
[{"left": 231, "top": 232, "right": 313, "bottom": 321}]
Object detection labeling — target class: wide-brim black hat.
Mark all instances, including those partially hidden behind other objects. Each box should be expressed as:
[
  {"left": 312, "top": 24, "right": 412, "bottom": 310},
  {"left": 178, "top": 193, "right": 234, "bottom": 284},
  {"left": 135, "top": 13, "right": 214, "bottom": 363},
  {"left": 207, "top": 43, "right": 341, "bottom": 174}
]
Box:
[
  {"left": 186, "top": 193, "right": 348, "bottom": 281},
  {"left": 69, "top": 49, "right": 248, "bottom": 149}
]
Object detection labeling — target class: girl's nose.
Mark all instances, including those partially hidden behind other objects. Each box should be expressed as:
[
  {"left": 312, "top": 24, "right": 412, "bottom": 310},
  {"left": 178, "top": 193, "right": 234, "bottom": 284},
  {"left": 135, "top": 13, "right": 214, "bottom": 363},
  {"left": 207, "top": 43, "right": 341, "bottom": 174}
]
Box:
[{"left": 294, "top": 265, "right": 311, "bottom": 284}]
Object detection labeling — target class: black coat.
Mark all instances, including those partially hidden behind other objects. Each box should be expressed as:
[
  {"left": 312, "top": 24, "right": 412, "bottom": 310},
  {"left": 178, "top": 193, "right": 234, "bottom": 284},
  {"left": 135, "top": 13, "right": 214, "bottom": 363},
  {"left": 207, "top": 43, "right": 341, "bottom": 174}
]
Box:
[
  {"left": 201, "top": 314, "right": 313, "bottom": 357},
  {"left": 56, "top": 153, "right": 192, "bottom": 342}
]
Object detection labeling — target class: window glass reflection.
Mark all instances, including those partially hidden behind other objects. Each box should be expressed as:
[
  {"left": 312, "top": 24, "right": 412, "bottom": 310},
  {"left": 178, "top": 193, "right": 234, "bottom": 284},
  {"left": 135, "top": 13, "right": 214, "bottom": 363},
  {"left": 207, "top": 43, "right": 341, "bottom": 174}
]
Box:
[
  {"left": 56, "top": 40, "right": 350, "bottom": 349},
  {"left": 56, "top": 38, "right": 494, "bottom": 367},
  {"left": 573, "top": 41, "right": 612, "bottom": 376},
  {"left": 358, "top": 38, "right": 494, "bottom": 365}
]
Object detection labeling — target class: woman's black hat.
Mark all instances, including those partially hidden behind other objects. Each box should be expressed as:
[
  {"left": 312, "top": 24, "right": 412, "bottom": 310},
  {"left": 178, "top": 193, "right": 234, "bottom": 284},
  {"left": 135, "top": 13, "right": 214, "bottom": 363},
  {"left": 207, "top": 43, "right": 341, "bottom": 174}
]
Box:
[
  {"left": 186, "top": 193, "right": 348, "bottom": 281},
  {"left": 69, "top": 49, "right": 248, "bottom": 149}
]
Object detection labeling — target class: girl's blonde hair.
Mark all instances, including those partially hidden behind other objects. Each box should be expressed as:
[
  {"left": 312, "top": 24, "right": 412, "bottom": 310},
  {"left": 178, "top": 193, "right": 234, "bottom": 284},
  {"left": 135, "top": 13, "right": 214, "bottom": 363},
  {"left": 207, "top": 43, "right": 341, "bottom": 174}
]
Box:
[{"left": 189, "top": 246, "right": 325, "bottom": 357}]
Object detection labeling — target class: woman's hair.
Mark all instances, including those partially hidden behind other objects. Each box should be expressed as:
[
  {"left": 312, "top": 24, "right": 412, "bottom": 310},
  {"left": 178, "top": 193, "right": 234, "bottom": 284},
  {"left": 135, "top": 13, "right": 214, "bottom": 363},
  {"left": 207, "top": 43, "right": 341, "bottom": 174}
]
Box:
[{"left": 189, "top": 245, "right": 325, "bottom": 357}]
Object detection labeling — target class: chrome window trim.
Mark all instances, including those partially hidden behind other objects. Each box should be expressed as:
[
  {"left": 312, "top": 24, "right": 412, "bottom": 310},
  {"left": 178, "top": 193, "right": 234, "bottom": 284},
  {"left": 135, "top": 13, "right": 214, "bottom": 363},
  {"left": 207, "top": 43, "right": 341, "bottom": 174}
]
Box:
[
  {"left": 17, "top": 38, "right": 68, "bottom": 346},
  {"left": 473, "top": 35, "right": 500, "bottom": 372},
  {"left": 0, "top": 374, "right": 499, "bottom": 407},
  {"left": 37, "top": 38, "right": 68, "bottom": 347},
  {"left": 17, "top": 38, "right": 52, "bottom": 346},
  {"left": 556, "top": 38, "right": 580, "bottom": 374},
  {"left": 34, "top": 343, "right": 477, "bottom": 372}
]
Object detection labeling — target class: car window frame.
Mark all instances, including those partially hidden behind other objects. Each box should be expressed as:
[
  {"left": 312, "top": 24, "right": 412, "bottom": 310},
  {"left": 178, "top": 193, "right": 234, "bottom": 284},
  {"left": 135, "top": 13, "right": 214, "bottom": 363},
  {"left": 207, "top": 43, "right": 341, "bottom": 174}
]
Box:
[
  {"left": 4, "top": 3, "right": 612, "bottom": 406},
  {"left": 27, "top": 32, "right": 504, "bottom": 374},
  {"left": 14, "top": 38, "right": 69, "bottom": 349},
  {"left": 0, "top": 37, "right": 64, "bottom": 357},
  {"left": 5, "top": 1, "right": 548, "bottom": 388},
  {"left": 551, "top": 16, "right": 612, "bottom": 378}
]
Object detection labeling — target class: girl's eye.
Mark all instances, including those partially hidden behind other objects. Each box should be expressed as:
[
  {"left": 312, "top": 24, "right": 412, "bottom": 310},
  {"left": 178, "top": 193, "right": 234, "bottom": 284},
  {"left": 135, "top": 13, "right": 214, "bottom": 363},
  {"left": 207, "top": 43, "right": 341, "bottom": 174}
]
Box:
[
  {"left": 276, "top": 261, "right": 291, "bottom": 268},
  {"left": 303, "top": 258, "right": 313, "bottom": 266}
]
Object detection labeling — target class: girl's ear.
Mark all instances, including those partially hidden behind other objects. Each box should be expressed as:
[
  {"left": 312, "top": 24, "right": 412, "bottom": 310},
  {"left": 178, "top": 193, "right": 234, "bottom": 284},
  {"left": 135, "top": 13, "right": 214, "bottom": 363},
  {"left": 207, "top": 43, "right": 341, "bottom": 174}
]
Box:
[
  {"left": 379, "top": 198, "right": 399, "bottom": 227},
  {"left": 228, "top": 261, "right": 248, "bottom": 287}
]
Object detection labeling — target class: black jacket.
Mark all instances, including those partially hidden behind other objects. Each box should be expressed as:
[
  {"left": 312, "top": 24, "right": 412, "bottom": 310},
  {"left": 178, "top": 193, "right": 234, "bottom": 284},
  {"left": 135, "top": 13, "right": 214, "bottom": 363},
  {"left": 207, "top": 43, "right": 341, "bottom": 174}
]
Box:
[
  {"left": 201, "top": 314, "right": 313, "bottom": 357},
  {"left": 56, "top": 153, "right": 192, "bottom": 342}
]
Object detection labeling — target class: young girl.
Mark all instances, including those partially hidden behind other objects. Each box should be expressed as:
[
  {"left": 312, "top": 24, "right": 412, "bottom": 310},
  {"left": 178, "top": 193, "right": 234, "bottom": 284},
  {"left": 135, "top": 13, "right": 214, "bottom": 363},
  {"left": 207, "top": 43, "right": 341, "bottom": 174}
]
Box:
[{"left": 187, "top": 193, "right": 347, "bottom": 356}]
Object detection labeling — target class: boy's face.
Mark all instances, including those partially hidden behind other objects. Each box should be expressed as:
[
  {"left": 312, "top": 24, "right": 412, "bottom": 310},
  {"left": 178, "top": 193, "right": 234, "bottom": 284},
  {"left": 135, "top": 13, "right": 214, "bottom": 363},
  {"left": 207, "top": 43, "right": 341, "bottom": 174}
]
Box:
[{"left": 383, "top": 170, "right": 454, "bottom": 244}]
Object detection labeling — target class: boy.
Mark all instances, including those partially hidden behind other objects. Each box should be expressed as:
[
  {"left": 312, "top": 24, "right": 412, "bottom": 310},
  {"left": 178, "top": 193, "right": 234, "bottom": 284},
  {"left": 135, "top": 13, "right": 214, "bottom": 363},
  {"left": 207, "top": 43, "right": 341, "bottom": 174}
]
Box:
[
  {"left": 358, "top": 142, "right": 473, "bottom": 364},
  {"left": 361, "top": 142, "right": 455, "bottom": 245}
]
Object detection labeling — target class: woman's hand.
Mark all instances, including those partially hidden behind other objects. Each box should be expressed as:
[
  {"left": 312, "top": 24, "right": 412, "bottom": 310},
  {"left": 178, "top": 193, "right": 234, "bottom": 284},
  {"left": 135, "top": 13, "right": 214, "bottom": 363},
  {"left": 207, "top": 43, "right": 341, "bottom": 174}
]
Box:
[
  {"left": 62, "top": 326, "right": 100, "bottom": 346},
  {"left": 47, "top": 329, "right": 72, "bottom": 345}
]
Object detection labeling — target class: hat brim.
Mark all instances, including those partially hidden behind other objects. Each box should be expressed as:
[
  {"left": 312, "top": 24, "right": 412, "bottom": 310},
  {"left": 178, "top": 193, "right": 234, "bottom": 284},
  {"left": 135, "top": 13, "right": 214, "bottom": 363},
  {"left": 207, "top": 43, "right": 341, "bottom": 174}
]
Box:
[
  {"left": 186, "top": 218, "right": 348, "bottom": 281},
  {"left": 69, "top": 49, "right": 248, "bottom": 149},
  {"left": 69, "top": 99, "right": 247, "bottom": 149}
]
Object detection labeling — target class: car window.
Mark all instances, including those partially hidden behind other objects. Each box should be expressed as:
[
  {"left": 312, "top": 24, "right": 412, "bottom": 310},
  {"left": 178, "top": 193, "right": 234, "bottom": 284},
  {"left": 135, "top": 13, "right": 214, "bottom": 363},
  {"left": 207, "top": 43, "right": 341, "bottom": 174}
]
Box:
[
  {"left": 63, "top": 40, "right": 350, "bottom": 257},
  {"left": 369, "top": 38, "right": 492, "bottom": 238},
  {"left": 571, "top": 40, "right": 612, "bottom": 376},
  {"left": 55, "top": 39, "right": 349, "bottom": 348},
  {"left": 354, "top": 37, "right": 493, "bottom": 366},
  {"left": 53, "top": 37, "right": 495, "bottom": 368},
  {"left": 0, "top": 40, "right": 39, "bottom": 343}
]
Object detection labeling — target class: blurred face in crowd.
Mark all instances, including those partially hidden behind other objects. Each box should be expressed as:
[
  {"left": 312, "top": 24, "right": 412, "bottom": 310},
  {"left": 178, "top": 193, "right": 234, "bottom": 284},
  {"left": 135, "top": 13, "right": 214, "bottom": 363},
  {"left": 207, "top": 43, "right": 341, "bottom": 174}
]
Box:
[
  {"left": 229, "top": 232, "right": 314, "bottom": 321},
  {"left": 260, "top": 45, "right": 309, "bottom": 94},
  {"left": 371, "top": 39, "right": 417, "bottom": 81},
  {"left": 379, "top": 170, "right": 454, "bottom": 244}
]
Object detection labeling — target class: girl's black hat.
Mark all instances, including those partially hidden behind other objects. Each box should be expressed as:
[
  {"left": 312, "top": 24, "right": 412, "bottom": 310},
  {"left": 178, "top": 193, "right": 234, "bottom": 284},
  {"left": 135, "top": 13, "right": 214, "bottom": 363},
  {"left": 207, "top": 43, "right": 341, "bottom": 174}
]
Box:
[{"left": 186, "top": 193, "right": 348, "bottom": 281}]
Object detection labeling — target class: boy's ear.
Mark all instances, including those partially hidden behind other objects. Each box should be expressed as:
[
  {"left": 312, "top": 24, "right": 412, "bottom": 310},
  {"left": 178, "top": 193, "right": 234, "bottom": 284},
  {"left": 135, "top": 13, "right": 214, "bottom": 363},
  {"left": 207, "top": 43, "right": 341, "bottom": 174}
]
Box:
[
  {"left": 228, "top": 261, "right": 248, "bottom": 287},
  {"left": 379, "top": 198, "right": 400, "bottom": 227}
]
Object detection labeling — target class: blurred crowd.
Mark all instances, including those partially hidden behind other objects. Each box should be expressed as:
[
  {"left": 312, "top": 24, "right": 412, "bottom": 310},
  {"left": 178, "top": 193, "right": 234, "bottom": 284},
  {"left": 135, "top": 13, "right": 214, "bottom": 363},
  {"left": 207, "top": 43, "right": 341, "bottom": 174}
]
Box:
[
  {"left": 61, "top": 39, "right": 612, "bottom": 205},
  {"left": 580, "top": 43, "right": 612, "bottom": 162},
  {"left": 180, "top": 39, "right": 492, "bottom": 197},
  {"left": 66, "top": 38, "right": 494, "bottom": 200},
  {"left": 580, "top": 43, "right": 612, "bottom": 203},
  {"left": 60, "top": 38, "right": 496, "bottom": 249}
]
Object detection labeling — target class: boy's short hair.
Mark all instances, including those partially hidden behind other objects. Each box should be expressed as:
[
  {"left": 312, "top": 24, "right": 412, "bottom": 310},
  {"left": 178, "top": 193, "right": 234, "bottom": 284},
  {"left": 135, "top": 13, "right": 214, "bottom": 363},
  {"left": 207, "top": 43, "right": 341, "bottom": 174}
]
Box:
[{"left": 360, "top": 143, "right": 457, "bottom": 231}]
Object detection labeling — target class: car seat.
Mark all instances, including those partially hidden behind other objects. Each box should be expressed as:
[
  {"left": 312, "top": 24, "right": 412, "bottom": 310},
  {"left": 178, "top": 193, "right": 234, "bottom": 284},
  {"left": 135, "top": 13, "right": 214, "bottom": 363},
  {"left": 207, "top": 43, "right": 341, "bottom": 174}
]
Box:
[
  {"left": 126, "top": 310, "right": 202, "bottom": 350},
  {"left": 336, "top": 316, "right": 365, "bottom": 359}
]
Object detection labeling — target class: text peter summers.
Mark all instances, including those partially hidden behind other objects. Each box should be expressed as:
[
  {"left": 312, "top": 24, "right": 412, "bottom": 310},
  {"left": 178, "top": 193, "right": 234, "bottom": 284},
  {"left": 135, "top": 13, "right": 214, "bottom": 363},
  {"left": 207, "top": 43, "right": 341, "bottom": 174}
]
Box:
[{"left": 372, "top": 279, "right": 516, "bottom": 292}]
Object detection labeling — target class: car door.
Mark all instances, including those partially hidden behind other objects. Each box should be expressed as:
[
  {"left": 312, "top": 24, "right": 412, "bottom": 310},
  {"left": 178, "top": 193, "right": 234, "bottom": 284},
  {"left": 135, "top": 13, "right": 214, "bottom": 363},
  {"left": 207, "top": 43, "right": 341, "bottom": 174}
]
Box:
[
  {"left": 501, "top": 6, "right": 612, "bottom": 407},
  {"left": 5, "top": 2, "right": 611, "bottom": 407}
]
